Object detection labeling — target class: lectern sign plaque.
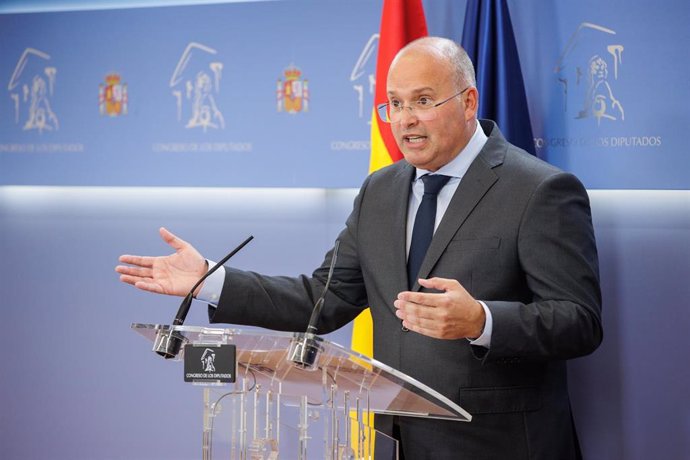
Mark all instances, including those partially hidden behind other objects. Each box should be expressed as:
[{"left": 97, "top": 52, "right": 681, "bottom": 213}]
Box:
[{"left": 184, "top": 344, "right": 236, "bottom": 383}]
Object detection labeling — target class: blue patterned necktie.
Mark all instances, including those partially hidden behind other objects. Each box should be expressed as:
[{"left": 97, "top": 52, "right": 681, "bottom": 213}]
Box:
[{"left": 407, "top": 174, "right": 451, "bottom": 288}]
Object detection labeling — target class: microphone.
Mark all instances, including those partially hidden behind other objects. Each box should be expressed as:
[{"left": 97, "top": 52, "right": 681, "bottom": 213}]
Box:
[
  {"left": 306, "top": 240, "right": 340, "bottom": 335},
  {"left": 153, "top": 235, "right": 254, "bottom": 359},
  {"left": 288, "top": 240, "right": 339, "bottom": 369}
]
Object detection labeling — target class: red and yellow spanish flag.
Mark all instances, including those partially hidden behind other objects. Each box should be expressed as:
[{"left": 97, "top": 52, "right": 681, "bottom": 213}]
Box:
[
  {"left": 351, "top": 0, "right": 428, "bottom": 359},
  {"left": 349, "top": 3, "right": 427, "bottom": 455}
]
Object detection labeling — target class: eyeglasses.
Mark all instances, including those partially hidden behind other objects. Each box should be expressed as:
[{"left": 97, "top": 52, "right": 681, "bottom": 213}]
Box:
[{"left": 377, "top": 86, "right": 470, "bottom": 123}]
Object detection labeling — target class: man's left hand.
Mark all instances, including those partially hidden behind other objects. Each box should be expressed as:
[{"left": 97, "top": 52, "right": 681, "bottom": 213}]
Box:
[{"left": 394, "top": 277, "right": 485, "bottom": 340}]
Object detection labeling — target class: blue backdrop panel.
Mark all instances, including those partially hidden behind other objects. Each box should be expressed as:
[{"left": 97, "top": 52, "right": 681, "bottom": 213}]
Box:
[
  {"left": 1, "top": 187, "right": 688, "bottom": 460},
  {"left": 570, "top": 190, "right": 690, "bottom": 459},
  {"left": 0, "top": 1, "right": 379, "bottom": 187},
  {"left": 2, "top": 0, "right": 689, "bottom": 189},
  {"left": 506, "top": 0, "right": 690, "bottom": 189}
]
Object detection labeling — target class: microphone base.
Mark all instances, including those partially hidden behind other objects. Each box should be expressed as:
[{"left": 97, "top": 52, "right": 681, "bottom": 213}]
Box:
[
  {"left": 153, "top": 327, "right": 185, "bottom": 359},
  {"left": 287, "top": 333, "right": 323, "bottom": 371}
]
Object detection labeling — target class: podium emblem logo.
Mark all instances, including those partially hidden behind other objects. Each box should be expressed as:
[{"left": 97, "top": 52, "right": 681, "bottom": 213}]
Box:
[
  {"left": 184, "top": 344, "right": 235, "bottom": 383},
  {"left": 201, "top": 348, "right": 216, "bottom": 373}
]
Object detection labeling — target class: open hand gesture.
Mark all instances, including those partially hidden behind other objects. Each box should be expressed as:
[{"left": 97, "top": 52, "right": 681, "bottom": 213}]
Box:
[{"left": 116, "top": 227, "right": 207, "bottom": 297}]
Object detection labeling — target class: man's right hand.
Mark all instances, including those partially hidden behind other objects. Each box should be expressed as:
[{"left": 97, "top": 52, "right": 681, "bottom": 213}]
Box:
[{"left": 116, "top": 227, "right": 208, "bottom": 297}]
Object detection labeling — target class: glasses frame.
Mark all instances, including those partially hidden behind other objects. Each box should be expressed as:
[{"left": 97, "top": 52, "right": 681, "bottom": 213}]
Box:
[{"left": 377, "top": 86, "right": 471, "bottom": 124}]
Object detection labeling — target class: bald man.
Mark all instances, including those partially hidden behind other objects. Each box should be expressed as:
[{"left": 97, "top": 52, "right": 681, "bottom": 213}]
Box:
[{"left": 118, "top": 37, "right": 602, "bottom": 459}]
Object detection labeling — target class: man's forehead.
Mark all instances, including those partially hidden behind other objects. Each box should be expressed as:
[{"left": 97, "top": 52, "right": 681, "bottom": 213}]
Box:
[{"left": 387, "top": 52, "right": 451, "bottom": 93}]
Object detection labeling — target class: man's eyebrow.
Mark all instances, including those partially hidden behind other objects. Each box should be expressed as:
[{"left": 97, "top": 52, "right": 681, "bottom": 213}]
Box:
[{"left": 387, "top": 87, "right": 437, "bottom": 97}]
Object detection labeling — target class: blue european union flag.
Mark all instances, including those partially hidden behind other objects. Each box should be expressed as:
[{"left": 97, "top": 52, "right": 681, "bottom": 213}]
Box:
[{"left": 461, "top": 0, "right": 536, "bottom": 155}]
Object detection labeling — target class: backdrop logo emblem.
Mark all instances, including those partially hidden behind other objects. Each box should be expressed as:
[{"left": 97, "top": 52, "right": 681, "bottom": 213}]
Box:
[
  {"left": 555, "top": 22, "right": 625, "bottom": 125},
  {"left": 8, "top": 48, "right": 59, "bottom": 133},
  {"left": 276, "top": 64, "right": 309, "bottom": 114},
  {"left": 99, "top": 73, "right": 128, "bottom": 117},
  {"left": 169, "top": 42, "right": 225, "bottom": 132},
  {"left": 350, "top": 33, "right": 378, "bottom": 121}
]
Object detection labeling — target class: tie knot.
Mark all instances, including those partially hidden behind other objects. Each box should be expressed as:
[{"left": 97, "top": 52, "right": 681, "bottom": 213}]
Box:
[{"left": 421, "top": 174, "right": 450, "bottom": 195}]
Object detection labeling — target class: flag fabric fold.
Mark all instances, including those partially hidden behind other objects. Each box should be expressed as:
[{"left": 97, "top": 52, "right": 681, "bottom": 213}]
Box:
[
  {"left": 350, "top": 2, "right": 427, "bottom": 454},
  {"left": 461, "top": 0, "right": 536, "bottom": 155}
]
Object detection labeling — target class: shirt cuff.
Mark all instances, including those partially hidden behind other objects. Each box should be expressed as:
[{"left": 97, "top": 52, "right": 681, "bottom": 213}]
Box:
[
  {"left": 468, "top": 301, "right": 493, "bottom": 348},
  {"left": 196, "top": 259, "right": 225, "bottom": 306}
]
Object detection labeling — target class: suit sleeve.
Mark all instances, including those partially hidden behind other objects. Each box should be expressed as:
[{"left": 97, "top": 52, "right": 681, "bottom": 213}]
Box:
[
  {"left": 479, "top": 172, "right": 603, "bottom": 362},
  {"left": 208, "top": 177, "right": 372, "bottom": 333}
]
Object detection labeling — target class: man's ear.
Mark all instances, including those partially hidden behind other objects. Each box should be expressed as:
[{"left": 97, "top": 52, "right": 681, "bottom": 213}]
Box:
[{"left": 464, "top": 87, "right": 479, "bottom": 120}]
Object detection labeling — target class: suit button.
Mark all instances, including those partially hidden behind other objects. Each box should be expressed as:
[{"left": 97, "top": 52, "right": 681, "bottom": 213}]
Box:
[{"left": 401, "top": 323, "right": 409, "bottom": 332}]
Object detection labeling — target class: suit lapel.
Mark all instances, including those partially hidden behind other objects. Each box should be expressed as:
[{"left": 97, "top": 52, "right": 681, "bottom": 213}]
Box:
[
  {"left": 414, "top": 121, "right": 507, "bottom": 290},
  {"left": 390, "top": 163, "right": 415, "bottom": 295}
]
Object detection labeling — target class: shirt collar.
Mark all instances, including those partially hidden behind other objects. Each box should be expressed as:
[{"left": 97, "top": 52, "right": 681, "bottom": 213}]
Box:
[{"left": 413, "top": 120, "right": 488, "bottom": 181}]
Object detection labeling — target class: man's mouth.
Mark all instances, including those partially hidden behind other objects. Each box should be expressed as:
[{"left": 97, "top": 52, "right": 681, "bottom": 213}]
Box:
[{"left": 404, "top": 135, "right": 427, "bottom": 144}]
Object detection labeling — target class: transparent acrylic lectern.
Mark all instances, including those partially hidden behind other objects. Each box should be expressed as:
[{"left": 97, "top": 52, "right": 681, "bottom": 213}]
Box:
[{"left": 132, "top": 324, "right": 471, "bottom": 460}]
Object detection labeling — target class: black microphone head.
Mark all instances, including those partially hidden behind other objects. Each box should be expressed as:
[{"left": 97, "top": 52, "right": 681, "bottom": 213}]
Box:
[
  {"left": 287, "top": 332, "right": 323, "bottom": 371},
  {"left": 153, "top": 327, "right": 185, "bottom": 359}
]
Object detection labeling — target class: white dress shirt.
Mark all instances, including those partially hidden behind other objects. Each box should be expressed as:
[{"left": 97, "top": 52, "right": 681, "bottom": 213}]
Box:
[{"left": 406, "top": 121, "right": 492, "bottom": 347}]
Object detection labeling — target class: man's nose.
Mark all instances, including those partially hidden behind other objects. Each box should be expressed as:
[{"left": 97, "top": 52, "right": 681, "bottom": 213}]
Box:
[{"left": 398, "top": 106, "right": 420, "bottom": 126}]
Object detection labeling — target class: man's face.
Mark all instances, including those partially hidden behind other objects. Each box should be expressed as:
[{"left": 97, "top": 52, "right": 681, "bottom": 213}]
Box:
[{"left": 386, "top": 49, "right": 476, "bottom": 172}]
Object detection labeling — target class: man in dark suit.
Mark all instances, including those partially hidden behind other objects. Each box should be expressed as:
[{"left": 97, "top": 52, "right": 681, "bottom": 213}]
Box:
[{"left": 117, "top": 37, "right": 602, "bottom": 459}]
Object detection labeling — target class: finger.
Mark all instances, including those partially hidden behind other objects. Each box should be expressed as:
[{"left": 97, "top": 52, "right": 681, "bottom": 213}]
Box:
[
  {"left": 418, "top": 277, "right": 460, "bottom": 292},
  {"left": 400, "top": 306, "right": 462, "bottom": 340},
  {"left": 115, "top": 264, "right": 153, "bottom": 278},
  {"left": 400, "top": 318, "right": 441, "bottom": 339},
  {"left": 119, "top": 274, "right": 149, "bottom": 286},
  {"left": 118, "top": 274, "right": 136, "bottom": 286},
  {"left": 118, "top": 254, "right": 154, "bottom": 268},
  {"left": 133, "top": 280, "right": 167, "bottom": 295},
  {"left": 160, "top": 227, "right": 187, "bottom": 251},
  {"left": 394, "top": 298, "right": 438, "bottom": 321},
  {"left": 397, "top": 290, "right": 443, "bottom": 308},
  {"left": 404, "top": 314, "right": 438, "bottom": 331}
]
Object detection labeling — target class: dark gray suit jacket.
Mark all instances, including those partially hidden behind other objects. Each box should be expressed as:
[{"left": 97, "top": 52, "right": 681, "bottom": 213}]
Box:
[{"left": 210, "top": 120, "right": 602, "bottom": 459}]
